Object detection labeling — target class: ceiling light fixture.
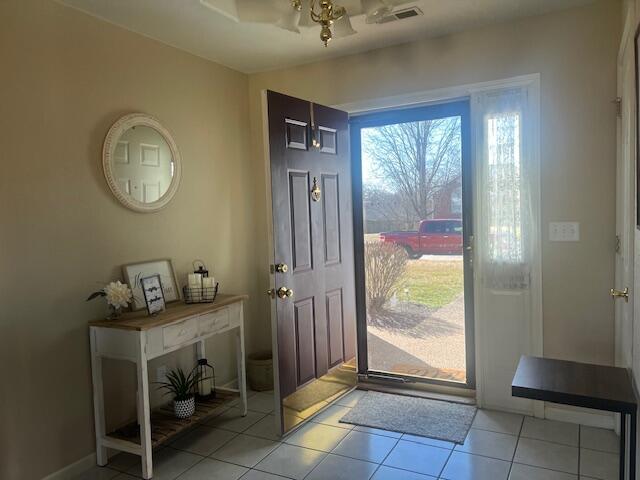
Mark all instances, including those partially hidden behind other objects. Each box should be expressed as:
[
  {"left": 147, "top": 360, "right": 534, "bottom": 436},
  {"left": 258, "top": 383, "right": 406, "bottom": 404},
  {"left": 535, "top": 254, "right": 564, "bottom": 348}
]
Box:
[
  {"left": 277, "top": 0, "right": 303, "bottom": 32},
  {"left": 275, "top": 0, "right": 399, "bottom": 47},
  {"left": 332, "top": 12, "right": 357, "bottom": 38},
  {"left": 362, "top": 0, "right": 391, "bottom": 24},
  {"left": 310, "top": 0, "right": 347, "bottom": 47}
]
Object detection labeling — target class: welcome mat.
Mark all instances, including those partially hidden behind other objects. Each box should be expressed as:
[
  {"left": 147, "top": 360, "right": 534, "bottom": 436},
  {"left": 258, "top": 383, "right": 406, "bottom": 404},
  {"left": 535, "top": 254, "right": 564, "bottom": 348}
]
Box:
[{"left": 339, "top": 391, "right": 476, "bottom": 444}]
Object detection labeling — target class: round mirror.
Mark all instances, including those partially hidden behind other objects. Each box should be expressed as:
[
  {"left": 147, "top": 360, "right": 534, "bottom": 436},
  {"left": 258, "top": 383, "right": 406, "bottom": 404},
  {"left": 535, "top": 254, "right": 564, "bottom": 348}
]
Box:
[{"left": 103, "top": 113, "right": 182, "bottom": 212}]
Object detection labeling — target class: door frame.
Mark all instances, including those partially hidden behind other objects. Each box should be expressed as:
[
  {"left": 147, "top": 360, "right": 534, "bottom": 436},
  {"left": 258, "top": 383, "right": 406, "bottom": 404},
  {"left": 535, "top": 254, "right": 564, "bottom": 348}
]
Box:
[
  {"left": 615, "top": 0, "right": 636, "bottom": 372},
  {"left": 336, "top": 74, "right": 542, "bottom": 412},
  {"left": 350, "top": 100, "right": 476, "bottom": 389}
]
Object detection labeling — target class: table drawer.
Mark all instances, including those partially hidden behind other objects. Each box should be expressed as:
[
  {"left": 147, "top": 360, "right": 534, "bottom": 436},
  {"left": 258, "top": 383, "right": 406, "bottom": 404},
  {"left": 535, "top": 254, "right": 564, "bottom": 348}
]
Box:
[
  {"left": 163, "top": 318, "right": 198, "bottom": 349},
  {"left": 199, "top": 308, "right": 230, "bottom": 335}
]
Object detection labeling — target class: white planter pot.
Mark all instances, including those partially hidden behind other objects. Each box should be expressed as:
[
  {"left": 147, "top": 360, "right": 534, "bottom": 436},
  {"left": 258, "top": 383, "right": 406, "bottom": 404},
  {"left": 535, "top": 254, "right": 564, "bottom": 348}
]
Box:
[{"left": 174, "top": 396, "right": 195, "bottom": 419}]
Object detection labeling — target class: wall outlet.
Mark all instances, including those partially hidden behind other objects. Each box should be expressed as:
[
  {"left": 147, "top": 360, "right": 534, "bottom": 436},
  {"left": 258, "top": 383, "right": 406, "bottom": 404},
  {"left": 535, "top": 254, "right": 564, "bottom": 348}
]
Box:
[
  {"left": 549, "top": 222, "right": 580, "bottom": 242},
  {"left": 156, "top": 365, "right": 168, "bottom": 383}
]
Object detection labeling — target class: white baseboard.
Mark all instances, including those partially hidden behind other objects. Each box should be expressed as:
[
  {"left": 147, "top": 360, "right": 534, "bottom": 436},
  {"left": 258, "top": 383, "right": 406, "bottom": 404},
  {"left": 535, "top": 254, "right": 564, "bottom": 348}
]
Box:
[
  {"left": 544, "top": 403, "right": 616, "bottom": 430},
  {"left": 42, "top": 453, "right": 96, "bottom": 480}
]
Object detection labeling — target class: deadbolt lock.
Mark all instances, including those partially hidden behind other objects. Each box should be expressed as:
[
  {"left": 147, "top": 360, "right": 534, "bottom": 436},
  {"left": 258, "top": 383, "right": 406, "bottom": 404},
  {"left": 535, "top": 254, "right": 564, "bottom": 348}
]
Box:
[
  {"left": 275, "top": 263, "right": 289, "bottom": 273},
  {"left": 277, "top": 287, "right": 294, "bottom": 299}
]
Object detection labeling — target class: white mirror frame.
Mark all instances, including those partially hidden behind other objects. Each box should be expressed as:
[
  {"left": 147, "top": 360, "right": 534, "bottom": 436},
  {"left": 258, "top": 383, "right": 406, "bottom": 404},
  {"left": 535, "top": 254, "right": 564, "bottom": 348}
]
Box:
[{"left": 102, "top": 113, "right": 182, "bottom": 213}]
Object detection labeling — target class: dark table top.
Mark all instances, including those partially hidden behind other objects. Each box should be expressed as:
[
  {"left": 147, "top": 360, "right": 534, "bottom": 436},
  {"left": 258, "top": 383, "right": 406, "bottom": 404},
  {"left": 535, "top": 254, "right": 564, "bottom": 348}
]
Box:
[{"left": 512, "top": 356, "right": 637, "bottom": 413}]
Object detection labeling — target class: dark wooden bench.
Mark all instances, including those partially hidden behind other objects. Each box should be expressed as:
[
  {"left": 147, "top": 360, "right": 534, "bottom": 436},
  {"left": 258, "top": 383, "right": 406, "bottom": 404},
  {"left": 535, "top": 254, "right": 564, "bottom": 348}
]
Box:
[{"left": 512, "top": 355, "right": 637, "bottom": 480}]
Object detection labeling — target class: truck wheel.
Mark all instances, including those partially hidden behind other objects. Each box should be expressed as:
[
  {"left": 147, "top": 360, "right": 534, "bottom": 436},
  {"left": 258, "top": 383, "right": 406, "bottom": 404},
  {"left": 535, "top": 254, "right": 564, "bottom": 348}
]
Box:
[{"left": 404, "top": 247, "right": 421, "bottom": 260}]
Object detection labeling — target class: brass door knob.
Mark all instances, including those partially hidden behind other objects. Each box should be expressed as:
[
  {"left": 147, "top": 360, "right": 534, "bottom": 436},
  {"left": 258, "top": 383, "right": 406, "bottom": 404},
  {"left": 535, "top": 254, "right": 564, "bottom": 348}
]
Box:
[
  {"left": 277, "top": 287, "right": 294, "bottom": 299},
  {"left": 610, "top": 287, "right": 629, "bottom": 302}
]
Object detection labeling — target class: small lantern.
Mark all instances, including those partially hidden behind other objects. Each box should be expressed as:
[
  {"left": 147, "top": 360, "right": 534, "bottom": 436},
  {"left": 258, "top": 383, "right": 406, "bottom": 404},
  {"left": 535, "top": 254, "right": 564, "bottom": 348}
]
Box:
[
  {"left": 193, "top": 260, "right": 209, "bottom": 278},
  {"left": 194, "top": 358, "right": 216, "bottom": 398}
]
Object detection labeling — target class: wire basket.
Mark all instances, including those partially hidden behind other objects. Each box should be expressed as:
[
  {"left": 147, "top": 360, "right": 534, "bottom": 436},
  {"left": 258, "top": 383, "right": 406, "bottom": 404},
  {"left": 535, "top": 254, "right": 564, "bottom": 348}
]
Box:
[{"left": 183, "top": 283, "right": 219, "bottom": 304}]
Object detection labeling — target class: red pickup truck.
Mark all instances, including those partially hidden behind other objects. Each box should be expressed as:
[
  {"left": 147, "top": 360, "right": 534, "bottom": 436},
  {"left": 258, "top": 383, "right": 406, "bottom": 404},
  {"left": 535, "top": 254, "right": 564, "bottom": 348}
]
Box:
[{"left": 379, "top": 219, "right": 463, "bottom": 258}]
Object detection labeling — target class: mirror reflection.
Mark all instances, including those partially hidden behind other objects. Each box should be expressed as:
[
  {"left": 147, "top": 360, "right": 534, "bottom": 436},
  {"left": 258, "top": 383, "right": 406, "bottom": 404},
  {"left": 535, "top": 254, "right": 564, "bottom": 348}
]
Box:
[{"left": 111, "top": 125, "right": 174, "bottom": 204}]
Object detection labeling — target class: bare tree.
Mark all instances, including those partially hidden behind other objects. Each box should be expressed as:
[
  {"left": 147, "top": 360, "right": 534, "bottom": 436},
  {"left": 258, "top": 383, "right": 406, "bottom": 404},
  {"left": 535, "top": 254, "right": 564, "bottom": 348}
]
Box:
[
  {"left": 364, "top": 117, "right": 462, "bottom": 221},
  {"left": 363, "top": 185, "right": 415, "bottom": 231}
]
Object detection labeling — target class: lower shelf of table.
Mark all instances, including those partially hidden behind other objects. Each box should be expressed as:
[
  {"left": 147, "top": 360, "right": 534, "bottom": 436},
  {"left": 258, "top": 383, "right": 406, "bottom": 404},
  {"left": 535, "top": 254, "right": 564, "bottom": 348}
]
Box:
[{"left": 105, "top": 390, "right": 238, "bottom": 450}]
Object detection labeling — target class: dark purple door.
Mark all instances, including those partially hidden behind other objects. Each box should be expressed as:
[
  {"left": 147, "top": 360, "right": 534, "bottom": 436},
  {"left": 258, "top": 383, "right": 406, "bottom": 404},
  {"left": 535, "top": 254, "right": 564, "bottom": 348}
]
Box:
[{"left": 267, "top": 90, "right": 356, "bottom": 401}]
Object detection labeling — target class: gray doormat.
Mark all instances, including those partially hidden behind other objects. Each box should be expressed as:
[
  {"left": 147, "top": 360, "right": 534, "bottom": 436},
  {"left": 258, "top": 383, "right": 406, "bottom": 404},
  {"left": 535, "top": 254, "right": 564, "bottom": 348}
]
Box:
[{"left": 339, "top": 391, "right": 476, "bottom": 444}]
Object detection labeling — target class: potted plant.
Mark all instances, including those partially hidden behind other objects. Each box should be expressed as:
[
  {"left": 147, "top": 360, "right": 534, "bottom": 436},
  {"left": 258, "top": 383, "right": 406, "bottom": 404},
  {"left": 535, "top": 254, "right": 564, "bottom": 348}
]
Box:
[{"left": 156, "top": 368, "right": 201, "bottom": 419}]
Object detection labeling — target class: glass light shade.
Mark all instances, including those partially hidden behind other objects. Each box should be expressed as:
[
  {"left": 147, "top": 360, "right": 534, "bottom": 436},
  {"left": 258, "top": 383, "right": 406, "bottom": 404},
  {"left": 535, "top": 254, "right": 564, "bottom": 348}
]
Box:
[
  {"left": 333, "top": 14, "right": 357, "bottom": 38},
  {"left": 276, "top": 7, "right": 302, "bottom": 33},
  {"left": 298, "top": 0, "right": 314, "bottom": 27},
  {"left": 361, "top": 0, "right": 391, "bottom": 24}
]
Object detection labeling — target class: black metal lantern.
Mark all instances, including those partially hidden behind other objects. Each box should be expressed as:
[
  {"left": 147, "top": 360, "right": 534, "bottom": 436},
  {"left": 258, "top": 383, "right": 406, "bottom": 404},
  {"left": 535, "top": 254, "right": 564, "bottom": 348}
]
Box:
[
  {"left": 193, "top": 260, "right": 209, "bottom": 278},
  {"left": 194, "top": 358, "right": 216, "bottom": 398}
]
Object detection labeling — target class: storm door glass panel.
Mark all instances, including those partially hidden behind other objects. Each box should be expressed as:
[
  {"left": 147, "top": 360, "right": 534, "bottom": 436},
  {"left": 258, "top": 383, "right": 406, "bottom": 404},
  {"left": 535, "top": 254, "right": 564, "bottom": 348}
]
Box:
[{"left": 361, "top": 111, "right": 468, "bottom": 384}]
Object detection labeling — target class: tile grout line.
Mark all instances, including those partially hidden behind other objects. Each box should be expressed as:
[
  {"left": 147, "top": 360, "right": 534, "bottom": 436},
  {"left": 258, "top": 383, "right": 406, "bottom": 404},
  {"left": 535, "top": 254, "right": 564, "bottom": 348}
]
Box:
[
  {"left": 506, "top": 414, "right": 526, "bottom": 479},
  {"left": 578, "top": 424, "right": 581, "bottom": 477},
  {"left": 437, "top": 445, "right": 456, "bottom": 479},
  {"left": 370, "top": 434, "right": 402, "bottom": 479}
]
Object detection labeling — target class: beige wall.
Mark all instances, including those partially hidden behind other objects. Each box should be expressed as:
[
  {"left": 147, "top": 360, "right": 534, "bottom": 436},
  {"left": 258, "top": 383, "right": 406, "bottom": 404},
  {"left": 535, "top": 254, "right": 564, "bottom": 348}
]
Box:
[
  {"left": 0, "top": 1, "right": 258, "bottom": 478},
  {"left": 249, "top": 0, "right": 622, "bottom": 364},
  {"left": 0, "top": 0, "right": 623, "bottom": 478}
]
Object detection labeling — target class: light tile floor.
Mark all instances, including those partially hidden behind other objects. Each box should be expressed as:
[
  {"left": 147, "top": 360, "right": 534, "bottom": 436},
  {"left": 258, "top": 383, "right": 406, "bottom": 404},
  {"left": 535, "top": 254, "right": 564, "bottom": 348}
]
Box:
[{"left": 76, "top": 389, "right": 621, "bottom": 480}]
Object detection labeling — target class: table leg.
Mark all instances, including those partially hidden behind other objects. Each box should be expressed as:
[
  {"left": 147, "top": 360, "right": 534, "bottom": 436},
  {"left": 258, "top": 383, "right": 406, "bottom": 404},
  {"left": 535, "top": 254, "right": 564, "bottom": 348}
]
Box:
[
  {"left": 621, "top": 413, "right": 626, "bottom": 480},
  {"left": 89, "top": 328, "right": 108, "bottom": 466},
  {"left": 236, "top": 324, "right": 248, "bottom": 416},
  {"left": 136, "top": 333, "right": 153, "bottom": 480},
  {"left": 630, "top": 410, "right": 636, "bottom": 480}
]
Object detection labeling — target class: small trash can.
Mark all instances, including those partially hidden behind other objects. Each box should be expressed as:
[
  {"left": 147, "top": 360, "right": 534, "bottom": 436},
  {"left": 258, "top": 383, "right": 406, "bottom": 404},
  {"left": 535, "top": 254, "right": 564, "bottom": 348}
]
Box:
[{"left": 247, "top": 352, "right": 274, "bottom": 391}]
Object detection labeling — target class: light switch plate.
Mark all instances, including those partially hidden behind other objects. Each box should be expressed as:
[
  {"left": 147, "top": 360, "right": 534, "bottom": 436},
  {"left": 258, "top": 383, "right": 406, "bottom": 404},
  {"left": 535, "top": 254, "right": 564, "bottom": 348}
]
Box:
[{"left": 549, "top": 222, "right": 580, "bottom": 242}]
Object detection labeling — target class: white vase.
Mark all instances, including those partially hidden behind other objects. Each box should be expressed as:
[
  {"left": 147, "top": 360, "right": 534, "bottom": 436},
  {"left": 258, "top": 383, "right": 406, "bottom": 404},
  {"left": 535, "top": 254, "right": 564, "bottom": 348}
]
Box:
[{"left": 174, "top": 396, "right": 195, "bottom": 419}]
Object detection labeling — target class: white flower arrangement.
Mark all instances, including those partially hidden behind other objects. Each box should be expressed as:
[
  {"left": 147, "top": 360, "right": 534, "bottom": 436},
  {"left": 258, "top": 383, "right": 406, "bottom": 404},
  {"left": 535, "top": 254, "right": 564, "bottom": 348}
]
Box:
[
  {"left": 104, "top": 281, "right": 133, "bottom": 309},
  {"left": 87, "top": 281, "right": 134, "bottom": 318}
]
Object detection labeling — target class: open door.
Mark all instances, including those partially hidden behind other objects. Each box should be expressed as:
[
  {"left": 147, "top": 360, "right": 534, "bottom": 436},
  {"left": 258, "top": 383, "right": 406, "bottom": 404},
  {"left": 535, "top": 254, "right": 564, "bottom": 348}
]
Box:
[{"left": 264, "top": 90, "right": 357, "bottom": 435}]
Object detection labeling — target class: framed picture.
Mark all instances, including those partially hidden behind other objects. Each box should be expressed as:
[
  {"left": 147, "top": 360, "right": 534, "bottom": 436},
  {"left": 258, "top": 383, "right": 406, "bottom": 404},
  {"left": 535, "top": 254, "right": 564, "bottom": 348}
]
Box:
[
  {"left": 635, "top": 26, "right": 640, "bottom": 228},
  {"left": 140, "top": 274, "right": 166, "bottom": 315},
  {"left": 123, "top": 258, "right": 180, "bottom": 310}
]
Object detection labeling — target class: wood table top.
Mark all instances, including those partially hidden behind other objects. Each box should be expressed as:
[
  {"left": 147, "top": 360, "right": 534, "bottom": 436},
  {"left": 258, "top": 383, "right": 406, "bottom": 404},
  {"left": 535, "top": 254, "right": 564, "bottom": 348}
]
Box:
[
  {"left": 512, "top": 355, "right": 637, "bottom": 413},
  {"left": 88, "top": 294, "right": 248, "bottom": 331}
]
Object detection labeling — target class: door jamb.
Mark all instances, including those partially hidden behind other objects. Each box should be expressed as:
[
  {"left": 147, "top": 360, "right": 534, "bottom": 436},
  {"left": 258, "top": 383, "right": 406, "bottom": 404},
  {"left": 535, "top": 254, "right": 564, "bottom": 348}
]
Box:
[{"left": 261, "top": 91, "right": 283, "bottom": 434}]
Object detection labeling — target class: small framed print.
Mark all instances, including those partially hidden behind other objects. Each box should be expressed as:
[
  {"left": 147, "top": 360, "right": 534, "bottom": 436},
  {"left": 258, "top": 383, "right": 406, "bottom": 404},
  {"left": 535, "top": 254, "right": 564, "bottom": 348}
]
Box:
[
  {"left": 123, "top": 258, "right": 180, "bottom": 310},
  {"left": 140, "top": 274, "right": 166, "bottom": 315}
]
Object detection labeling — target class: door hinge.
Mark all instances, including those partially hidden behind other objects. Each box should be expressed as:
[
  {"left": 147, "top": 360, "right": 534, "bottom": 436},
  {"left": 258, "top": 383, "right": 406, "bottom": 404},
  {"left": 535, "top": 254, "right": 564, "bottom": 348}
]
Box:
[
  {"left": 615, "top": 234, "right": 621, "bottom": 254},
  {"left": 613, "top": 97, "right": 622, "bottom": 118}
]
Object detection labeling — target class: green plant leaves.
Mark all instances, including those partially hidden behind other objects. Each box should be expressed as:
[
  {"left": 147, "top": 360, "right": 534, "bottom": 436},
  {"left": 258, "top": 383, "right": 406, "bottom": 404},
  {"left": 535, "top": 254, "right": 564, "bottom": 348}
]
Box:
[
  {"left": 86, "top": 291, "right": 107, "bottom": 301},
  {"left": 153, "top": 367, "right": 202, "bottom": 399}
]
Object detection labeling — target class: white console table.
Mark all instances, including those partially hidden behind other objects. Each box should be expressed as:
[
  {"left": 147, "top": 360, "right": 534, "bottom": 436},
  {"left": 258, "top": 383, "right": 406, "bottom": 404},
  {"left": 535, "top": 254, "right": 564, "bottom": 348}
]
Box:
[{"left": 89, "top": 294, "right": 248, "bottom": 479}]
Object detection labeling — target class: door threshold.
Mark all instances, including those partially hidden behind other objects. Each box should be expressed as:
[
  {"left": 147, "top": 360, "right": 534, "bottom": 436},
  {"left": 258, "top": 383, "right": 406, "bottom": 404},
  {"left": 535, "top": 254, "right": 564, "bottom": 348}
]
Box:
[{"left": 357, "top": 378, "right": 476, "bottom": 406}]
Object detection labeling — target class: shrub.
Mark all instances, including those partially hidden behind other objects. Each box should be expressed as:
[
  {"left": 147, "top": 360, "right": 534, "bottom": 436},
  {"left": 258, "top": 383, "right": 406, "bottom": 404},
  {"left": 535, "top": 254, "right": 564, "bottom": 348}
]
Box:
[{"left": 365, "top": 241, "right": 408, "bottom": 313}]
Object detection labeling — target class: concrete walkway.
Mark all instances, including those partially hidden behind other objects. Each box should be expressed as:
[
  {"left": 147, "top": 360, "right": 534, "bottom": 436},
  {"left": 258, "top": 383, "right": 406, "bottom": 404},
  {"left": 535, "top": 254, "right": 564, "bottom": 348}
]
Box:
[{"left": 367, "top": 294, "right": 466, "bottom": 380}]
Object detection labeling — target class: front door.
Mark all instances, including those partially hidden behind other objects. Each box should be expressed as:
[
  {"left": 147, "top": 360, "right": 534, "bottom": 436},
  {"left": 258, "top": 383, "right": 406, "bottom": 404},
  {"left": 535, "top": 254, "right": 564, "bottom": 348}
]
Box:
[{"left": 265, "top": 91, "right": 357, "bottom": 434}]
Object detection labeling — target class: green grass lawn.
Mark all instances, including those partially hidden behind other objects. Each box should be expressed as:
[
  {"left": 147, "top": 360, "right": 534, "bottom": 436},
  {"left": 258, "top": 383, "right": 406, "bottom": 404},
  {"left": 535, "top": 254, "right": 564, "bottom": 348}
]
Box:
[{"left": 398, "top": 260, "right": 464, "bottom": 309}]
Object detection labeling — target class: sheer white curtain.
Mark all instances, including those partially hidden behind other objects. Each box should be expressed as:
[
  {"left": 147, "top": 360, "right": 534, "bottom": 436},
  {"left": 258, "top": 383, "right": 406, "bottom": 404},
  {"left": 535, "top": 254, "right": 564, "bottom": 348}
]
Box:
[{"left": 476, "top": 87, "right": 534, "bottom": 290}]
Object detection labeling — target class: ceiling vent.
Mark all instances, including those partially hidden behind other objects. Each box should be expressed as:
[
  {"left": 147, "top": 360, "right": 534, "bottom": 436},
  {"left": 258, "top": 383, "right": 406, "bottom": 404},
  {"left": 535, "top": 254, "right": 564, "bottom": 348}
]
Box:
[{"left": 378, "top": 6, "right": 423, "bottom": 24}]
